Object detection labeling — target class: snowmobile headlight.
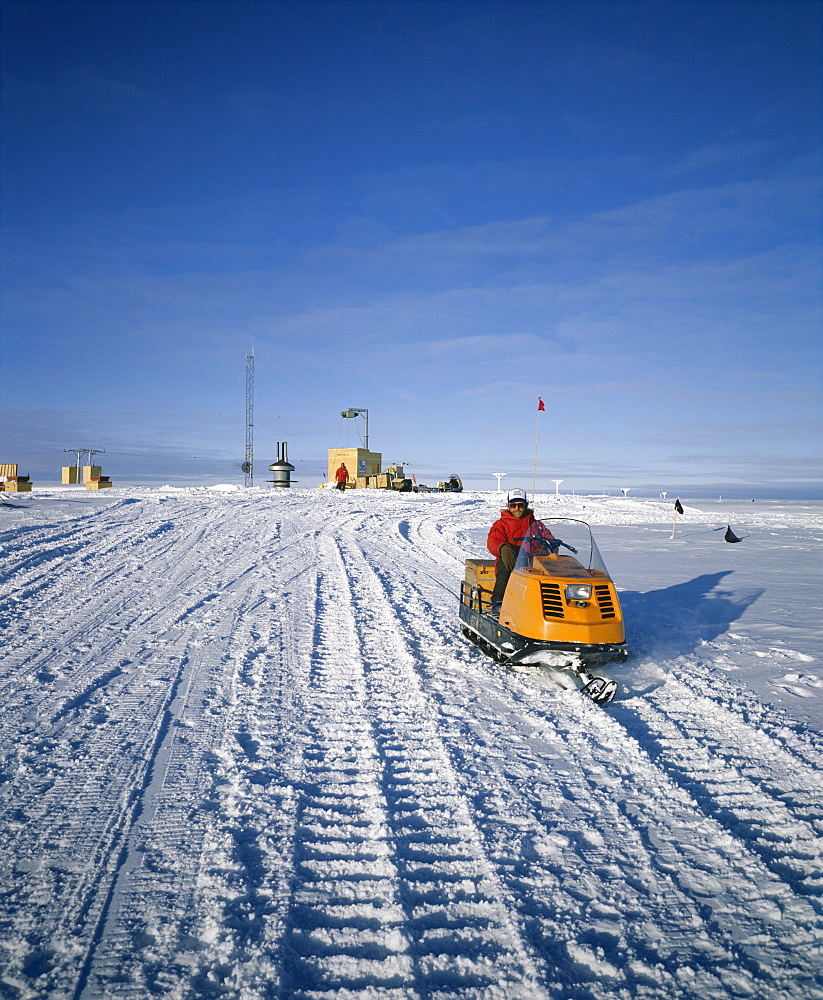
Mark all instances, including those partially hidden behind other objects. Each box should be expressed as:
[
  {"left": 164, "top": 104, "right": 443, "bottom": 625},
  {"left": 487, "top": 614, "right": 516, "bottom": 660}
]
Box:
[{"left": 565, "top": 584, "right": 592, "bottom": 602}]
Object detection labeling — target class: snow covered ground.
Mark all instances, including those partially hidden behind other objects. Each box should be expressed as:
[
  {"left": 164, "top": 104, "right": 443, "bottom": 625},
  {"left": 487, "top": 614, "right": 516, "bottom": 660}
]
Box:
[{"left": 1, "top": 486, "right": 821, "bottom": 1000}]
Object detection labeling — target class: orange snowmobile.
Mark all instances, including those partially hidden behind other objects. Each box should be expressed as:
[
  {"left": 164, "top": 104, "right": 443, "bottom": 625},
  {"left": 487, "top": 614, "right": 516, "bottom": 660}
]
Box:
[{"left": 459, "top": 518, "right": 628, "bottom": 703}]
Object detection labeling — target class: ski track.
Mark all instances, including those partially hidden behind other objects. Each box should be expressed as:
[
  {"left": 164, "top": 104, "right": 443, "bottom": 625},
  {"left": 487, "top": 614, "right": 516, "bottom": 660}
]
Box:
[{"left": 0, "top": 491, "right": 821, "bottom": 1000}]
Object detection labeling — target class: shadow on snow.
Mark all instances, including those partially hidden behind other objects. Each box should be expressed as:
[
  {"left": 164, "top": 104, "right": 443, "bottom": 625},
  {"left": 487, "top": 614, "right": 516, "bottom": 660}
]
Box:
[{"left": 621, "top": 571, "right": 763, "bottom": 660}]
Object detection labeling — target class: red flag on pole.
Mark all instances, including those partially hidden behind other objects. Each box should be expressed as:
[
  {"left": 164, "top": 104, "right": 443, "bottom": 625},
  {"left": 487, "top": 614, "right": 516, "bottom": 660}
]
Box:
[{"left": 537, "top": 397, "right": 545, "bottom": 411}]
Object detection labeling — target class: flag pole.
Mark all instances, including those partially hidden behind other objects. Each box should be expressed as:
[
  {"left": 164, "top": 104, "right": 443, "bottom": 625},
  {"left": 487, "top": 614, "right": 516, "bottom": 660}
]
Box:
[
  {"left": 531, "top": 397, "right": 544, "bottom": 505},
  {"left": 671, "top": 498, "right": 684, "bottom": 539}
]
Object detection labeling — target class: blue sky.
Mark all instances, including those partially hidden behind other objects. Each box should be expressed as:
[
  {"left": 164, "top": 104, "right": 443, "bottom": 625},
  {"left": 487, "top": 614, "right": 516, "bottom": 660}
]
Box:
[{"left": 1, "top": 0, "right": 821, "bottom": 496}]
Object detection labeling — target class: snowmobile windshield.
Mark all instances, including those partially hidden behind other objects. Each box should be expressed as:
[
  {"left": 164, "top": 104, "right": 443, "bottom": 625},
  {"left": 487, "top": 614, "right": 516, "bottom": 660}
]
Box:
[{"left": 514, "top": 519, "right": 612, "bottom": 576}]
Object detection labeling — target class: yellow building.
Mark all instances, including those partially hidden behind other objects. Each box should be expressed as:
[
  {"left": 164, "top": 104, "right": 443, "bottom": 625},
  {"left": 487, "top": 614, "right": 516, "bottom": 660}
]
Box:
[
  {"left": 0, "top": 464, "right": 32, "bottom": 492},
  {"left": 82, "top": 466, "right": 113, "bottom": 490},
  {"left": 327, "top": 448, "right": 382, "bottom": 486}
]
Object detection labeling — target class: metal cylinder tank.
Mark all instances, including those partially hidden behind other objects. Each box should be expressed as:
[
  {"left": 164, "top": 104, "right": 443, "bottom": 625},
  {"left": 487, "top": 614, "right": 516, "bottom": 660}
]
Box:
[{"left": 268, "top": 442, "right": 295, "bottom": 487}]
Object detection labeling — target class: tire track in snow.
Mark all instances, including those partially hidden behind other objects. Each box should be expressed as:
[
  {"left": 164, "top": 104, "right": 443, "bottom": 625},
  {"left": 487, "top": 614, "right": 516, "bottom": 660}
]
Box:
[
  {"left": 72, "top": 508, "right": 291, "bottom": 999},
  {"left": 0, "top": 499, "right": 226, "bottom": 712},
  {"left": 275, "top": 530, "right": 548, "bottom": 999},
  {"left": 72, "top": 637, "right": 205, "bottom": 1000},
  {"left": 333, "top": 532, "right": 551, "bottom": 998},
  {"left": 77, "top": 502, "right": 373, "bottom": 998},
  {"left": 162, "top": 511, "right": 319, "bottom": 999},
  {"left": 612, "top": 679, "right": 823, "bottom": 905},
  {"left": 0, "top": 498, "right": 283, "bottom": 997},
  {"left": 0, "top": 627, "right": 198, "bottom": 999},
  {"left": 276, "top": 538, "right": 417, "bottom": 999}
]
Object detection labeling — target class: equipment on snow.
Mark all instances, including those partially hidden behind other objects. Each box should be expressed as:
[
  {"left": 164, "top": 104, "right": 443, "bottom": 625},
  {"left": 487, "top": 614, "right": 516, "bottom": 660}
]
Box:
[
  {"left": 268, "top": 442, "right": 296, "bottom": 487},
  {"left": 725, "top": 524, "right": 741, "bottom": 542},
  {"left": 459, "top": 518, "right": 627, "bottom": 704},
  {"left": 438, "top": 475, "right": 463, "bottom": 492}
]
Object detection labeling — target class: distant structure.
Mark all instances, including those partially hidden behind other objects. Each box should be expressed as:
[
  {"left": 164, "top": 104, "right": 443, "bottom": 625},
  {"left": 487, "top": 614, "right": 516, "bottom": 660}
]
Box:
[
  {"left": 64, "top": 448, "right": 104, "bottom": 484},
  {"left": 82, "top": 466, "right": 112, "bottom": 490},
  {"left": 327, "top": 408, "right": 458, "bottom": 492},
  {"left": 552, "top": 479, "right": 564, "bottom": 496},
  {"left": 493, "top": 473, "right": 506, "bottom": 492},
  {"left": 244, "top": 352, "right": 254, "bottom": 487},
  {"left": 327, "top": 446, "right": 383, "bottom": 486},
  {"left": 61, "top": 449, "right": 112, "bottom": 489},
  {"left": 331, "top": 408, "right": 381, "bottom": 486},
  {"left": 268, "top": 442, "right": 295, "bottom": 488},
  {"left": 0, "top": 464, "right": 32, "bottom": 492}
]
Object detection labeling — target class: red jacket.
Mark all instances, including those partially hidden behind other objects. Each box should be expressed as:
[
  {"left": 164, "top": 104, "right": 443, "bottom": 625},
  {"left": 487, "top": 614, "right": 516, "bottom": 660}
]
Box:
[
  {"left": 487, "top": 509, "right": 554, "bottom": 565},
  {"left": 335, "top": 465, "right": 349, "bottom": 483}
]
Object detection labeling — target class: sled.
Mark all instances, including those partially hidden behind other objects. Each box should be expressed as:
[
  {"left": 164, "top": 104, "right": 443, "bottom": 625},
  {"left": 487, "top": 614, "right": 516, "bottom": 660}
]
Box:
[{"left": 459, "top": 519, "right": 627, "bottom": 703}]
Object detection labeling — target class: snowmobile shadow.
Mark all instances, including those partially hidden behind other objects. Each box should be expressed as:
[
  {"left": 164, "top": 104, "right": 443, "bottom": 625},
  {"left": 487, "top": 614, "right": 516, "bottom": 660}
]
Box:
[
  {"left": 611, "top": 570, "right": 764, "bottom": 701},
  {"left": 616, "top": 571, "right": 764, "bottom": 694}
]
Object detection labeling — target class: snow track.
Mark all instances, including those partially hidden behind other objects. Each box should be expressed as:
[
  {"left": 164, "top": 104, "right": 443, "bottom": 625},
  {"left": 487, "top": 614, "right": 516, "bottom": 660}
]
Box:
[{"left": 0, "top": 489, "right": 820, "bottom": 1000}]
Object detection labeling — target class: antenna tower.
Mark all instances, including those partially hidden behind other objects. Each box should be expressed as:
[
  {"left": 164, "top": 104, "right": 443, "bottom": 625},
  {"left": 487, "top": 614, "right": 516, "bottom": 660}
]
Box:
[{"left": 245, "top": 352, "right": 254, "bottom": 487}]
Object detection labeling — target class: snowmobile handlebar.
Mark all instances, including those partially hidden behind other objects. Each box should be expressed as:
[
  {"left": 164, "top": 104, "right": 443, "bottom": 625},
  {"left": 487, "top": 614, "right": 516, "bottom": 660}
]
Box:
[{"left": 529, "top": 538, "right": 578, "bottom": 556}]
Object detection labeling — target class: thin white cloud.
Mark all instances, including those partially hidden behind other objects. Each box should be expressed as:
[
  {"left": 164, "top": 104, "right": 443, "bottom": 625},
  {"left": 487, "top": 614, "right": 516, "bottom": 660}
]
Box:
[{"left": 669, "top": 140, "right": 773, "bottom": 176}]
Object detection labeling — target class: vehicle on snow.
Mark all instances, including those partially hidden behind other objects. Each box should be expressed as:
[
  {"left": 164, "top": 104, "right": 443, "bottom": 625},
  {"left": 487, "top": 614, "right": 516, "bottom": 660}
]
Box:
[
  {"left": 438, "top": 475, "right": 463, "bottom": 492},
  {"left": 459, "top": 518, "right": 628, "bottom": 703}
]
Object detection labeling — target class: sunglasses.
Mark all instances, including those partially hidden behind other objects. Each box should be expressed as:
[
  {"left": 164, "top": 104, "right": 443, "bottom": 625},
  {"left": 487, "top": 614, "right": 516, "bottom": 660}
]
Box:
[{"left": 508, "top": 501, "right": 526, "bottom": 507}]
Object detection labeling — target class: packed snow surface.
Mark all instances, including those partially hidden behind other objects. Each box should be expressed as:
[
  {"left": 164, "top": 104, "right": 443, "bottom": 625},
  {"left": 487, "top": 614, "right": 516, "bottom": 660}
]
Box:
[{"left": 1, "top": 487, "right": 821, "bottom": 1000}]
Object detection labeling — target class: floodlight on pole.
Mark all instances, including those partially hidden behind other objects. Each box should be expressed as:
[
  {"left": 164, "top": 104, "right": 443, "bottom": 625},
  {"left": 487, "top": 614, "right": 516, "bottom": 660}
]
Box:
[
  {"left": 493, "top": 473, "right": 506, "bottom": 492},
  {"left": 552, "top": 479, "right": 563, "bottom": 496},
  {"left": 340, "top": 408, "right": 369, "bottom": 450}
]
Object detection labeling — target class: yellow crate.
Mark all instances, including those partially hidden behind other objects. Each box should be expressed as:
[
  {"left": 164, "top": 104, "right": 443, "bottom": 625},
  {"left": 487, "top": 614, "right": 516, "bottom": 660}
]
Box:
[{"left": 464, "top": 558, "right": 496, "bottom": 592}]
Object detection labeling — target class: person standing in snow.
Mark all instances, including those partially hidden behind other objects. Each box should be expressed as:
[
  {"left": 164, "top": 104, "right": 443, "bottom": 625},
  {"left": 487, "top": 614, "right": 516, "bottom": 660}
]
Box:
[
  {"left": 487, "top": 489, "right": 554, "bottom": 610},
  {"left": 334, "top": 463, "right": 350, "bottom": 491}
]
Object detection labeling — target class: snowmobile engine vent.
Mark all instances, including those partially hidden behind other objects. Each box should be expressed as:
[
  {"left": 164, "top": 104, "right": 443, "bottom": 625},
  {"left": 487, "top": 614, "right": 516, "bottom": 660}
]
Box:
[
  {"left": 595, "top": 585, "right": 616, "bottom": 619},
  {"left": 540, "top": 583, "right": 565, "bottom": 618}
]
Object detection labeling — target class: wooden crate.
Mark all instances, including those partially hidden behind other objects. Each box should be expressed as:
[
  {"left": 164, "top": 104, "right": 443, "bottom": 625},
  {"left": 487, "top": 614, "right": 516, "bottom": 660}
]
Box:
[{"left": 464, "top": 558, "right": 496, "bottom": 593}]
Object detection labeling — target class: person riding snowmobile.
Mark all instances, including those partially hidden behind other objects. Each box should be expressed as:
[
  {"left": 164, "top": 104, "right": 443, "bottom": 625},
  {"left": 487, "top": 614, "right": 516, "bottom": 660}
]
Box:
[{"left": 487, "top": 489, "right": 555, "bottom": 608}]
